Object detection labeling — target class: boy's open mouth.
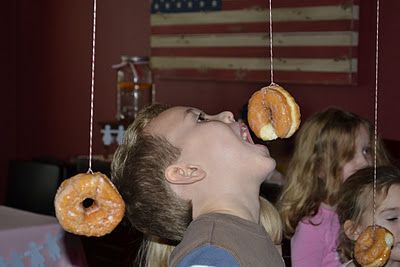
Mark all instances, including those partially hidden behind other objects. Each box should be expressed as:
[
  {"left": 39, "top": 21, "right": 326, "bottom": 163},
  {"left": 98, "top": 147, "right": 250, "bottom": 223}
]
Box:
[{"left": 240, "top": 122, "right": 255, "bottom": 144}]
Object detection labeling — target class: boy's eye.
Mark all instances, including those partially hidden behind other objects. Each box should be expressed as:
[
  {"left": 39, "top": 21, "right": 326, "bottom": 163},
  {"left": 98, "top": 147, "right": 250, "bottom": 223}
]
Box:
[{"left": 197, "top": 112, "right": 207, "bottom": 122}]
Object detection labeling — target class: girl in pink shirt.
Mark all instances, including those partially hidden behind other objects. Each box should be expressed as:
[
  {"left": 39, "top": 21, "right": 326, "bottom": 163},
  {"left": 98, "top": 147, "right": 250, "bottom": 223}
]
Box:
[{"left": 277, "top": 108, "right": 390, "bottom": 267}]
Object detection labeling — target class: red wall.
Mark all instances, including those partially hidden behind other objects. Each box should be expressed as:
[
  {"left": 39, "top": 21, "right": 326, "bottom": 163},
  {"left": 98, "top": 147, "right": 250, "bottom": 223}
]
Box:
[
  {"left": 377, "top": 0, "right": 400, "bottom": 140},
  {"left": 15, "top": 0, "right": 150, "bottom": 160},
  {"left": 0, "top": 1, "right": 17, "bottom": 203},
  {"left": 1, "top": 0, "right": 399, "bottom": 202}
]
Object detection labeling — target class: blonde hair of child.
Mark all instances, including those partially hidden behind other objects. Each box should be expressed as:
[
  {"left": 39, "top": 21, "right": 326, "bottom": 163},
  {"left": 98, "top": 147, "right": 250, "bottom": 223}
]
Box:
[
  {"left": 259, "top": 196, "right": 283, "bottom": 246},
  {"left": 138, "top": 236, "right": 175, "bottom": 267}
]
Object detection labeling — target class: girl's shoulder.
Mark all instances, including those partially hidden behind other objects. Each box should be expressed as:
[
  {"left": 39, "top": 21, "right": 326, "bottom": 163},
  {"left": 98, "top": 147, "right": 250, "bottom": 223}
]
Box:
[
  {"left": 318, "top": 204, "right": 338, "bottom": 218},
  {"left": 301, "top": 204, "right": 339, "bottom": 228}
]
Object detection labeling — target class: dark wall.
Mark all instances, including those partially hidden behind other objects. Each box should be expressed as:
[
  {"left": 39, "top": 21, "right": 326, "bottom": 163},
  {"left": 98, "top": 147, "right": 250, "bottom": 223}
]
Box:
[
  {"left": 1, "top": 0, "right": 399, "bottom": 202},
  {"left": 15, "top": 0, "right": 150, "bottom": 161},
  {"left": 0, "top": 1, "right": 17, "bottom": 203},
  {"left": 377, "top": 0, "right": 400, "bottom": 140},
  {"left": 1, "top": 0, "right": 149, "bottom": 202}
]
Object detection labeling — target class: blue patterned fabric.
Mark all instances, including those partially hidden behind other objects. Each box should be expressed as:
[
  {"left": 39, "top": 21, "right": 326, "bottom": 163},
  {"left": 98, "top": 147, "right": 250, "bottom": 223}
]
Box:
[{"left": 176, "top": 244, "right": 240, "bottom": 267}]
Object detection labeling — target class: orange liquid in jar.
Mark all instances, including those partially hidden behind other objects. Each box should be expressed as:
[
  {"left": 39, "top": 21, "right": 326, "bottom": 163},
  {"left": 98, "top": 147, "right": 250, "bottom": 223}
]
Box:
[
  {"left": 118, "top": 82, "right": 152, "bottom": 90},
  {"left": 118, "top": 83, "right": 153, "bottom": 120}
]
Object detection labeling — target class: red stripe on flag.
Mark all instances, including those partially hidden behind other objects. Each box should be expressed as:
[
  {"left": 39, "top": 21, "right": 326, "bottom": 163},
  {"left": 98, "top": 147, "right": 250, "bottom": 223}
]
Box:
[
  {"left": 151, "top": 46, "right": 357, "bottom": 58},
  {"left": 222, "top": 0, "right": 359, "bottom": 10},
  {"left": 154, "top": 68, "right": 357, "bottom": 85},
  {"left": 151, "top": 20, "right": 358, "bottom": 35}
]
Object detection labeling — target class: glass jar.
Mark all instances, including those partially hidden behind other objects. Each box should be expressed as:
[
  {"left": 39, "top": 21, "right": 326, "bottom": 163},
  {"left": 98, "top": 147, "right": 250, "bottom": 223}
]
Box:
[{"left": 113, "top": 56, "right": 155, "bottom": 121}]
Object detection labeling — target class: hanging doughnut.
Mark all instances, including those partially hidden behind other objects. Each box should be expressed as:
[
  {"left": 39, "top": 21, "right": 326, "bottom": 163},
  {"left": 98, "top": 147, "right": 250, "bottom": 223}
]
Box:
[
  {"left": 54, "top": 172, "right": 125, "bottom": 237},
  {"left": 247, "top": 84, "right": 300, "bottom": 141},
  {"left": 354, "top": 225, "right": 394, "bottom": 267}
]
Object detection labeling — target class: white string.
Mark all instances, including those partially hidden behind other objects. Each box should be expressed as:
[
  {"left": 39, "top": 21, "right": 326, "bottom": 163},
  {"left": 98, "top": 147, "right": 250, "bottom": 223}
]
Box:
[
  {"left": 261, "top": 0, "right": 274, "bottom": 109},
  {"left": 88, "top": 0, "right": 97, "bottom": 174},
  {"left": 373, "top": 0, "right": 380, "bottom": 227},
  {"left": 268, "top": 0, "right": 274, "bottom": 84}
]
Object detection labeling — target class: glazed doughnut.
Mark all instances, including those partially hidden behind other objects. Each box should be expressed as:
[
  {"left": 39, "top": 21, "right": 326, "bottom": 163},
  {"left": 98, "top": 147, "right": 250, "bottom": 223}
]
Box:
[
  {"left": 247, "top": 84, "right": 300, "bottom": 141},
  {"left": 54, "top": 172, "right": 125, "bottom": 237},
  {"left": 354, "top": 225, "right": 394, "bottom": 267}
]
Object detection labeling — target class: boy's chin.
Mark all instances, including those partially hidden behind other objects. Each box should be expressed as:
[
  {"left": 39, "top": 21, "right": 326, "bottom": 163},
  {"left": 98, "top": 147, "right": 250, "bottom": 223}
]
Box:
[
  {"left": 264, "top": 158, "right": 276, "bottom": 172},
  {"left": 391, "top": 247, "right": 400, "bottom": 262}
]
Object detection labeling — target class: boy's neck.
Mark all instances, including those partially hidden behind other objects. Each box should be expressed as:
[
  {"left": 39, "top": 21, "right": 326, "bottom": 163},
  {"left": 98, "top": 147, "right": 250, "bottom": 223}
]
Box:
[{"left": 191, "top": 192, "right": 260, "bottom": 223}]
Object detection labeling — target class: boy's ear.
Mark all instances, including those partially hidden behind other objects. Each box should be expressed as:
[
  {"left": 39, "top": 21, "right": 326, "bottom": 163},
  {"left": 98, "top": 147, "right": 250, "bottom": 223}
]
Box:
[
  {"left": 344, "top": 220, "right": 362, "bottom": 241},
  {"left": 165, "top": 164, "right": 206, "bottom": 184}
]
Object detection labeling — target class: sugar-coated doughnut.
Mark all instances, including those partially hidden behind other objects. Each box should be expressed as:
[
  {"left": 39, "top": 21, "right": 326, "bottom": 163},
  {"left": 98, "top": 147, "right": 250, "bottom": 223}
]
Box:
[
  {"left": 247, "top": 84, "right": 300, "bottom": 141},
  {"left": 354, "top": 225, "right": 394, "bottom": 267},
  {"left": 54, "top": 172, "right": 125, "bottom": 237}
]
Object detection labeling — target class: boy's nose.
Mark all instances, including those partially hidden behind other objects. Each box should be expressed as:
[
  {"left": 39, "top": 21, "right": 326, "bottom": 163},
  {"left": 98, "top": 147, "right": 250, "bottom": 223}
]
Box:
[{"left": 216, "top": 111, "right": 235, "bottom": 123}]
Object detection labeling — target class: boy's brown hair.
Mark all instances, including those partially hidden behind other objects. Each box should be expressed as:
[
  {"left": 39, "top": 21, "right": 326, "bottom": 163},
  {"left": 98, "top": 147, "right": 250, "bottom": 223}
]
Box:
[{"left": 111, "top": 104, "right": 191, "bottom": 241}]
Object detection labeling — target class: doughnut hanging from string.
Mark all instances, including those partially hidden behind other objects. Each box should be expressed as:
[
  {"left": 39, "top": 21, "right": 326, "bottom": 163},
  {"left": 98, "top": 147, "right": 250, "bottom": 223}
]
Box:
[
  {"left": 247, "top": 0, "right": 301, "bottom": 141},
  {"left": 53, "top": 0, "right": 125, "bottom": 237},
  {"left": 353, "top": 1, "right": 394, "bottom": 266}
]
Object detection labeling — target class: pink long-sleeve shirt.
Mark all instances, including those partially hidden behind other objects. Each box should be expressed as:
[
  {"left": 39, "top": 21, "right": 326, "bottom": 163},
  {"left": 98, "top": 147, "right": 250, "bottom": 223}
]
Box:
[{"left": 291, "top": 205, "right": 341, "bottom": 267}]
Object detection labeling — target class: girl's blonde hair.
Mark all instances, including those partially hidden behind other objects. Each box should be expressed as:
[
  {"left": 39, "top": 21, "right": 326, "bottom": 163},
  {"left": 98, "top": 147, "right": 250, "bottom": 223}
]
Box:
[
  {"left": 139, "top": 196, "right": 282, "bottom": 266},
  {"left": 277, "top": 107, "right": 390, "bottom": 237},
  {"left": 137, "top": 236, "right": 175, "bottom": 267},
  {"left": 259, "top": 196, "right": 283, "bottom": 246},
  {"left": 336, "top": 166, "right": 400, "bottom": 263}
]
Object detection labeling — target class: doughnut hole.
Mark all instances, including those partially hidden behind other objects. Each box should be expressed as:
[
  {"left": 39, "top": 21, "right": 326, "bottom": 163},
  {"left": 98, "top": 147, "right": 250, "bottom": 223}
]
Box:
[
  {"left": 82, "top": 198, "right": 95, "bottom": 208},
  {"left": 82, "top": 198, "right": 99, "bottom": 214}
]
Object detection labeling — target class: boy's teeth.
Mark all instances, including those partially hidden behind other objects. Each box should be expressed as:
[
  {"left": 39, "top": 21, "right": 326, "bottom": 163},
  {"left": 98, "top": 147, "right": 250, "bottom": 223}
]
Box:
[
  {"left": 242, "top": 132, "right": 248, "bottom": 141},
  {"left": 241, "top": 124, "right": 248, "bottom": 141}
]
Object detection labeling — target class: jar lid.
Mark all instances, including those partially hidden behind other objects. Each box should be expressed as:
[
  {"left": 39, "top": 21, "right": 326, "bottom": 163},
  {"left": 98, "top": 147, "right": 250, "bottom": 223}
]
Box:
[
  {"left": 121, "top": 55, "right": 130, "bottom": 62},
  {"left": 130, "top": 56, "right": 149, "bottom": 63}
]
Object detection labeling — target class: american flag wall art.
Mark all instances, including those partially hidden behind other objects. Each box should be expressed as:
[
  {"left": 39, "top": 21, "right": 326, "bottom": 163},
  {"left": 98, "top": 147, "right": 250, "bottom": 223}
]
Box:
[{"left": 150, "top": 0, "right": 359, "bottom": 85}]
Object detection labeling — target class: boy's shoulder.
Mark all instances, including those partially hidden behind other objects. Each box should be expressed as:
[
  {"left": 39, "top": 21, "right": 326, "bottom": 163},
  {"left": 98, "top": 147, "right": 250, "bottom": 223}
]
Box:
[{"left": 169, "top": 213, "right": 285, "bottom": 267}]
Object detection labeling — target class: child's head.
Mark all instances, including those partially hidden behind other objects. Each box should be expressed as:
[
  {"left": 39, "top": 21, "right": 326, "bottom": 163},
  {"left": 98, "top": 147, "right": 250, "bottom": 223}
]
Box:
[
  {"left": 278, "top": 107, "right": 390, "bottom": 236},
  {"left": 337, "top": 166, "right": 400, "bottom": 264},
  {"left": 290, "top": 107, "right": 374, "bottom": 199},
  {"left": 112, "top": 104, "right": 190, "bottom": 241},
  {"left": 112, "top": 104, "right": 276, "bottom": 241}
]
